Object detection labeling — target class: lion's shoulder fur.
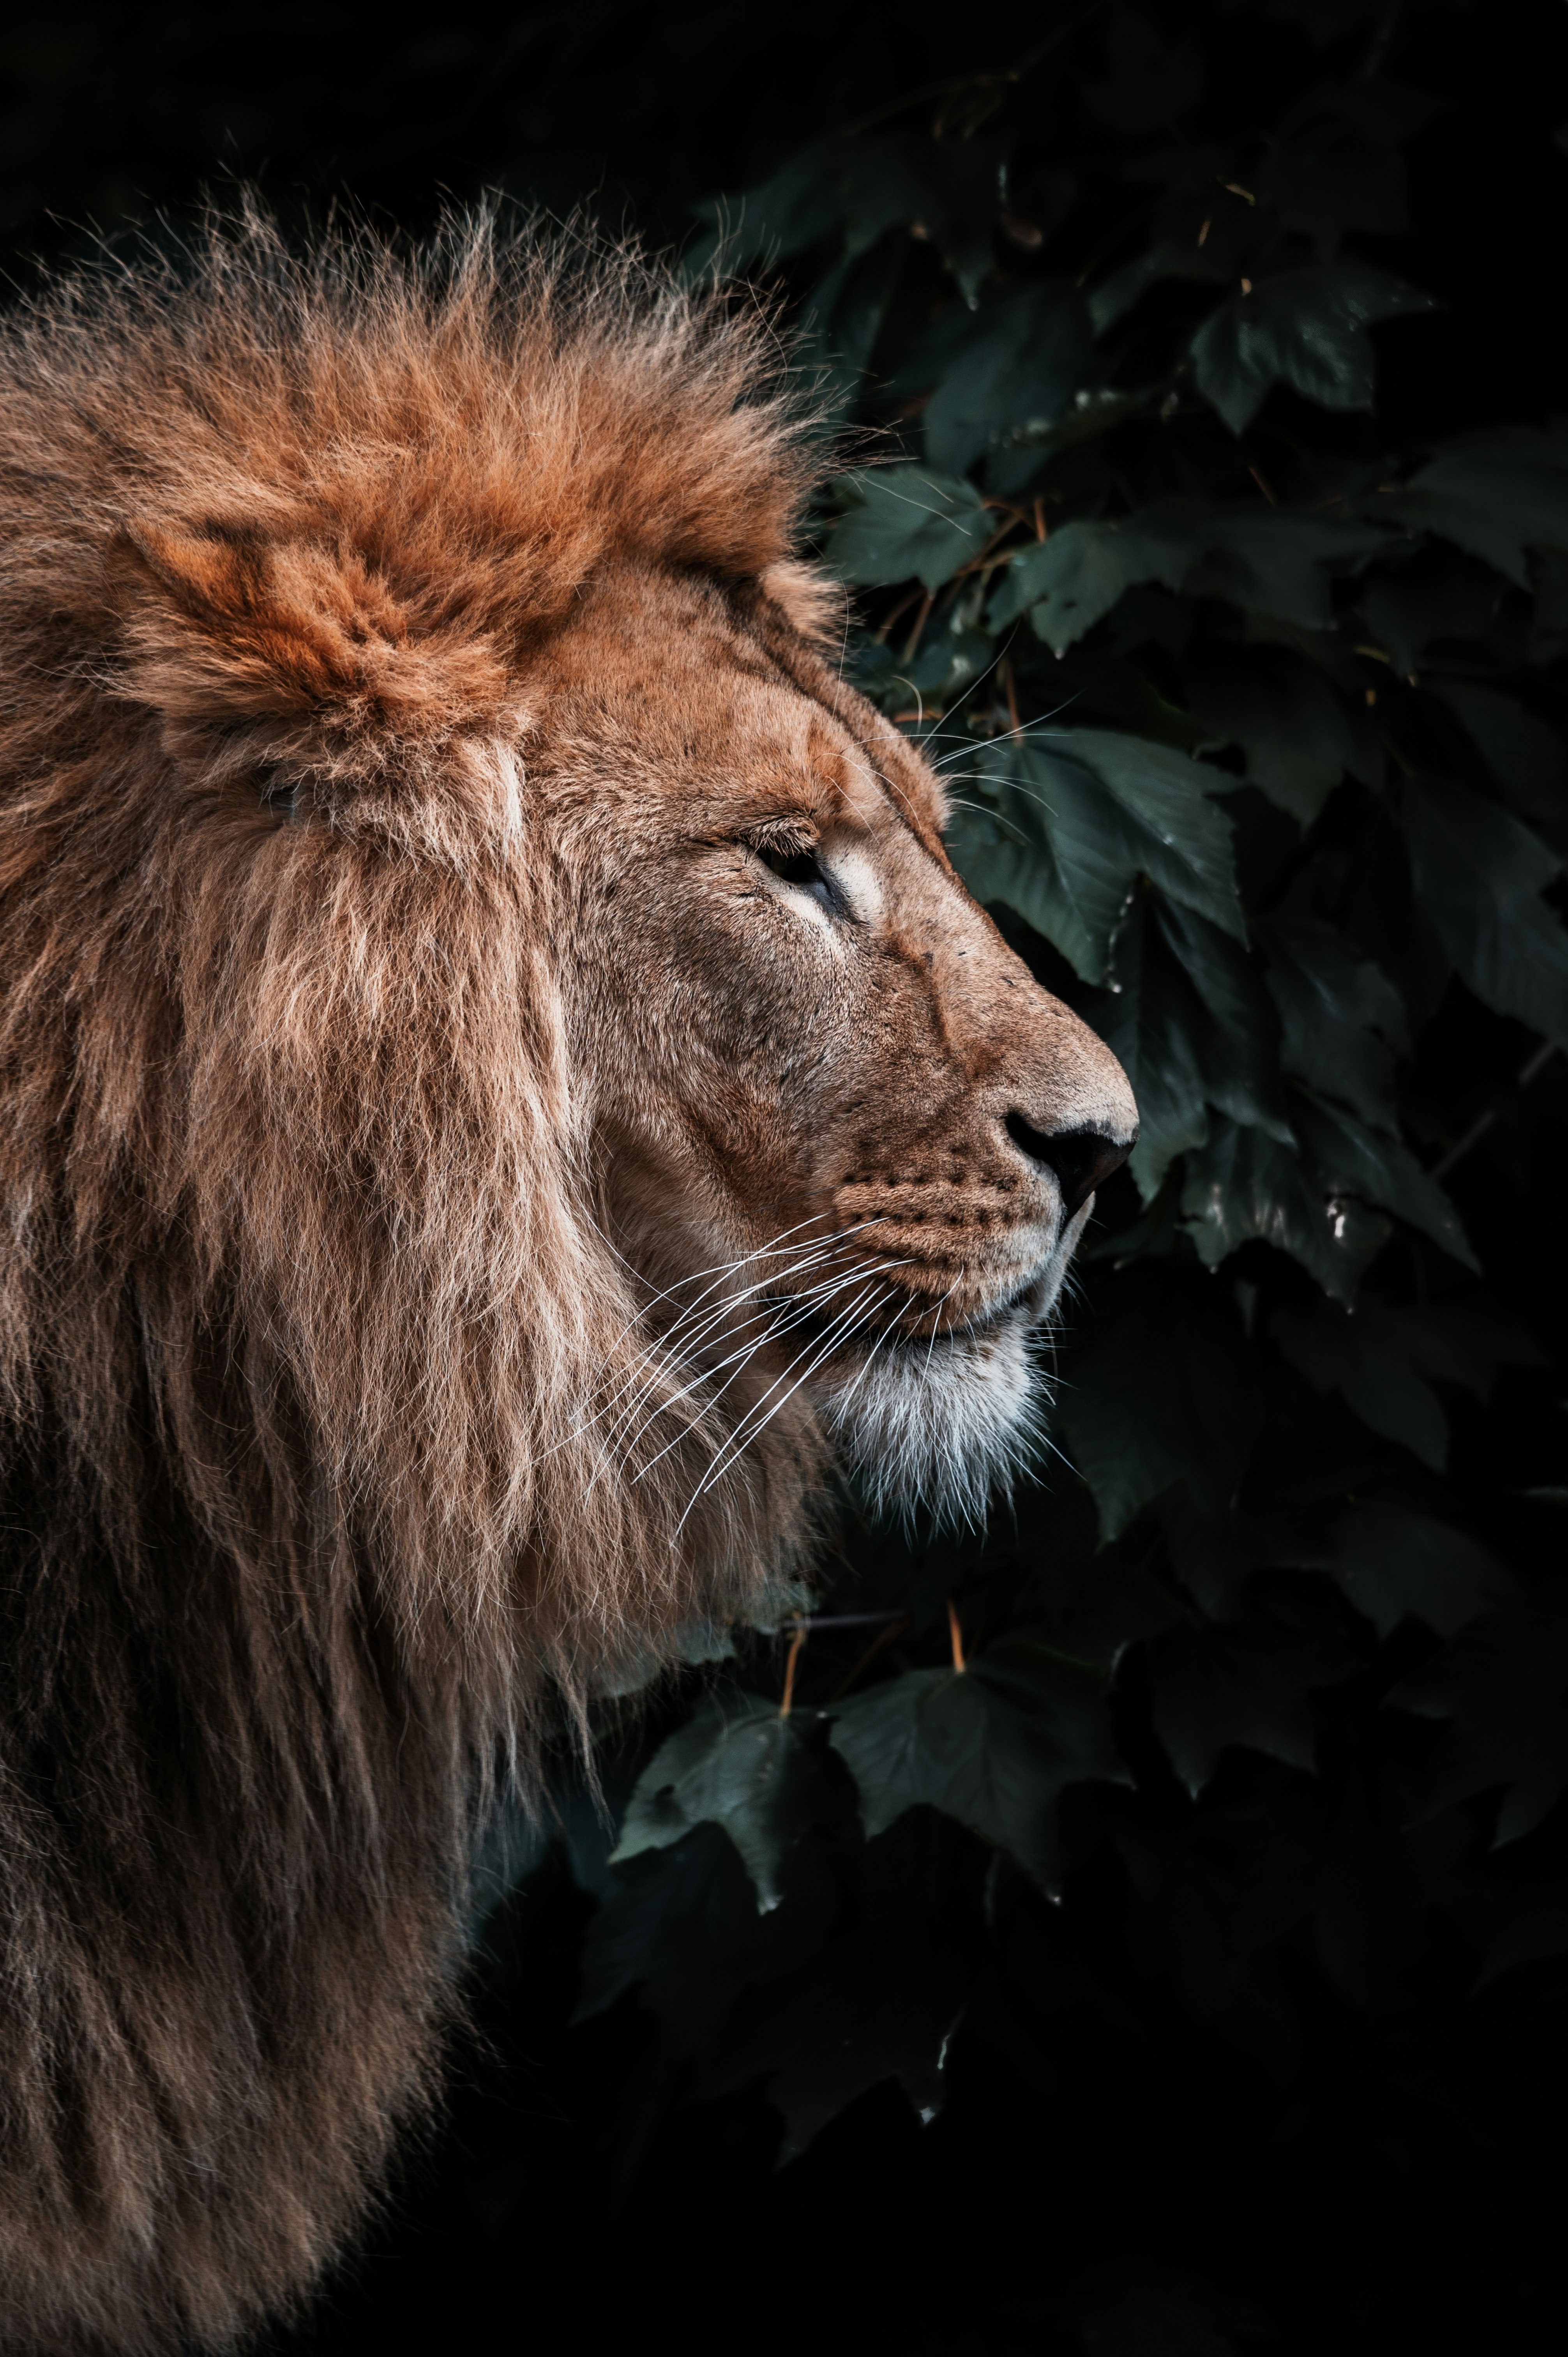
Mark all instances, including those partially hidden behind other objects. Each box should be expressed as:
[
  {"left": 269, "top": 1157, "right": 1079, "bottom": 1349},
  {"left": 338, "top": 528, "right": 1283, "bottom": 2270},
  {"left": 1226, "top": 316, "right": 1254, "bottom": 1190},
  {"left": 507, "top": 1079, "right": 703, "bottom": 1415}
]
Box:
[{"left": 0, "top": 212, "right": 822, "bottom": 2352}]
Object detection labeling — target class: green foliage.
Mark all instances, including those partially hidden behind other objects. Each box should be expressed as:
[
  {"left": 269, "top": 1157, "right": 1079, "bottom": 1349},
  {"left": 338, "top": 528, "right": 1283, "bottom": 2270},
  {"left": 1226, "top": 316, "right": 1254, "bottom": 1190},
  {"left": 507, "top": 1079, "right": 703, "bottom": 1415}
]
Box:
[
  {"left": 474, "top": 23, "right": 1568, "bottom": 2346},
  {"left": 828, "top": 1633, "right": 1124, "bottom": 1888},
  {"left": 826, "top": 465, "right": 991, "bottom": 591},
  {"left": 1189, "top": 263, "right": 1434, "bottom": 433},
  {"left": 610, "top": 1694, "right": 841, "bottom": 1911},
  {"left": 943, "top": 730, "right": 1243, "bottom": 988}
]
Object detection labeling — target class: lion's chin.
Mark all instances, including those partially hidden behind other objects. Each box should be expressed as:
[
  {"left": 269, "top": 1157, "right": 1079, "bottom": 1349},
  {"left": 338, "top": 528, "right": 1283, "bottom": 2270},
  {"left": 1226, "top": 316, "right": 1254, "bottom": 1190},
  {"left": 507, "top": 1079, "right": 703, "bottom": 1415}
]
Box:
[{"left": 810, "top": 1200, "right": 1091, "bottom": 1530}]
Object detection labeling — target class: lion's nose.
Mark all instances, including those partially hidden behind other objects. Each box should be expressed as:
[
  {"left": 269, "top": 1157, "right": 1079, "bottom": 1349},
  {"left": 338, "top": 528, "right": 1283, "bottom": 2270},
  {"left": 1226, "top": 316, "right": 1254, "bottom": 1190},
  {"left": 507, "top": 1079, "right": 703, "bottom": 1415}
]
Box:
[{"left": 1003, "top": 1112, "right": 1136, "bottom": 1216}]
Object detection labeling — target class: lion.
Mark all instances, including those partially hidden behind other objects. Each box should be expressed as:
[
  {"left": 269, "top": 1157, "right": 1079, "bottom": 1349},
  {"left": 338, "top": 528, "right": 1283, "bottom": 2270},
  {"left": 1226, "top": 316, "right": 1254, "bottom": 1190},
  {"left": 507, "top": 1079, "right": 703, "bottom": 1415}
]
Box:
[{"left": 0, "top": 210, "right": 1136, "bottom": 2351}]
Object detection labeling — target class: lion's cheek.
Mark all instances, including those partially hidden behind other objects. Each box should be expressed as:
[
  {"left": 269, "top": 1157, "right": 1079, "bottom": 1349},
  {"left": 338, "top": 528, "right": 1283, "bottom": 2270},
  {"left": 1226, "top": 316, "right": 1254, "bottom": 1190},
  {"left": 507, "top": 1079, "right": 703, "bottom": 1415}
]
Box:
[{"left": 591, "top": 902, "right": 861, "bottom": 1212}]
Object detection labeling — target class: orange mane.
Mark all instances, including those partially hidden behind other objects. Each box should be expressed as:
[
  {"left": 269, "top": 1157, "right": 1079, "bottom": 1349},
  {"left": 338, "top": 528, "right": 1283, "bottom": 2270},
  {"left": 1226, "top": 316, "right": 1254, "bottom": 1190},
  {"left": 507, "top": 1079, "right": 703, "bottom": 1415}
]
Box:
[{"left": 0, "top": 209, "right": 822, "bottom": 2351}]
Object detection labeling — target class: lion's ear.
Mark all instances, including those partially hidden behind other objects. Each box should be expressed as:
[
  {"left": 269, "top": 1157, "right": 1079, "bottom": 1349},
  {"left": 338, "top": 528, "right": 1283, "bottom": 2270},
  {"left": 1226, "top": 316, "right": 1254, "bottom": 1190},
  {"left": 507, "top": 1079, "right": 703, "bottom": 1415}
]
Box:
[
  {"left": 109, "top": 519, "right": 270, "bottom": 622},
  {"left": 108, "top": 518, "right": 388, "bottom": 723},
  {"left": 758, "top": 559, "right": 846, "bottom": 649},
  {"left": 105, "top": 518, "right": 504, "bottom": 745}
]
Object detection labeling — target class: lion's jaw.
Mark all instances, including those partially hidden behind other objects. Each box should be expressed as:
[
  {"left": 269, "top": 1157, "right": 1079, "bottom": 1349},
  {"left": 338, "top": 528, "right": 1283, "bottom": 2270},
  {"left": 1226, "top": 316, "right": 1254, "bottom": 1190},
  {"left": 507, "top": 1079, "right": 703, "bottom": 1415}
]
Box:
[
  {"left": 809, "top": 1197, "right": 1097, "bottom": 1527},
  {"left": 553, "top": 561, "right": 1138, "bottom": 1530}
]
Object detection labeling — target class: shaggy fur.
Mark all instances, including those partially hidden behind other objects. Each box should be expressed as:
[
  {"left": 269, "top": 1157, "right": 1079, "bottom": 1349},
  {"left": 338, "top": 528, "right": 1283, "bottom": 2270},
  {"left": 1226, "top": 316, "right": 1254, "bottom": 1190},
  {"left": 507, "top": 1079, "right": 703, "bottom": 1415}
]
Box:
[{"left": 0, "top": 210, "right": 1135, "bottom": 2350}]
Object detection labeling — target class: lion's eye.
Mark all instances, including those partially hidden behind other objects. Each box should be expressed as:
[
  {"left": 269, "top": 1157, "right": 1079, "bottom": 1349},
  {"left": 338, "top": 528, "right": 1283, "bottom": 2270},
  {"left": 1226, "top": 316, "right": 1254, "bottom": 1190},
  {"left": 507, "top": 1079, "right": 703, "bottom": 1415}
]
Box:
[
  {"left": 259, "top": 768, "right": 300, "bottom": 821},
  {"left": 757, "top": 841, "right": 836, "bottom": 911}
]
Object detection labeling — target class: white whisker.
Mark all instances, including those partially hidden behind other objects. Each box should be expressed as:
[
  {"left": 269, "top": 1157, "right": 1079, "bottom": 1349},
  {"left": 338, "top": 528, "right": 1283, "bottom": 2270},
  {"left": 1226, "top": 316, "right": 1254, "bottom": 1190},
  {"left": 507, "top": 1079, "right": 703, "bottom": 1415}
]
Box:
[
  {"left": 571, "top": 1224, "right": 889, "bottom": 1472},
  {"left": 622, "top": 1253, "right": 914, "bottom": 1485},
  {"left": 925, "top": 691, "right": 1084, "bottom": 772},
  {"left": 669, "top": 1276, "right": 904, "bottom": 1541}
]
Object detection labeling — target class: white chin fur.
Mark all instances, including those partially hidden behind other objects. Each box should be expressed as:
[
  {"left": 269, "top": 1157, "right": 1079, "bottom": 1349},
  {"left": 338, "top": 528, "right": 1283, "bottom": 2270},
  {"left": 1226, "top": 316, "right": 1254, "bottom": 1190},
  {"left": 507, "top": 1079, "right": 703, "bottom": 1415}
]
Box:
[{"left": 811, "top": 1200, "right": 1091, "bottom": 1530}]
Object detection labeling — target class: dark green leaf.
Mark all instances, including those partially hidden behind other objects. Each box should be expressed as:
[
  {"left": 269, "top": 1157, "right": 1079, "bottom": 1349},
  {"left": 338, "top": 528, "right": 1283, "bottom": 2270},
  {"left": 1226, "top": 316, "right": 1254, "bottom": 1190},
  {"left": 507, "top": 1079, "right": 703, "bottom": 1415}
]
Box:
[
  {"left": 611, "top": 1694, "right": 837, "bottom": 1911},
  {"left": 990, "top": 386, "right": 1156, "bottom": 474},
  {"left": 1401, "top": 776, "right": 1568, "bottom": 1048},
  {"left": 989, "top": 509, "right": 1199, "bottom": 654},
  {"left": 797, "top": 238, "right": 906, "bottom": 423},
  {"left": 835, "top": 141, "right": 932, "bottom": 258},
  {"left": 1089, "top": 249, "right": 1168, "bottom": 336},
  {"left": 1073, "top": 891, "right": 1289, "bottom": 1202},
  {"left": 1272, "top": 1297, "right": 1540, "bottom": 1470},
  {"left": 944, "top": 768, "right": 1135, "bottom": 987},
  {"left": 825, "top": 465, "right": 989, "bottom": 592},
  {"left": 1074, "top": 656, "right": 1208, "bottom": 752},
  {"left": 918, "top": 286, "right": 1094, "bottom": 477},
  {"left": 1183, "top": 511, "right": 1388, "bottom": 629},
  {"left": 1319, "top": 1500, "right": 1513, "bottom": 1638},
  {"left": 717, "top": 1903, "right": 970, "bottom": 2156},
  {"left": 924, "top": 132, "right": 1010, "bottom": 305},
  {"left": 1179, "top": 1114, "right": 1390, "bottom": 1301},
  {"left": 1148, "top": 1617, "right": 1353, "bottom": 1794},
  {"left": 1067, "top": 730, "right": 1246, "bottom": 936},
  {"left": 685, "top": 146, "right": 844, "bottom": 276},
  {"left": 575, "top": 1824, "right": 758, "bottom": 2027},
  {"left": 992, "top": 502, "right": 1384, "bottom": 655},
  {"left": 1078, "top": 893, "right": 1211, "bottom": 1196},
  {"left": 1191, "top": 265, "right": 1436, "bottom": 435},
  {"left": 1059, "top": 1263, "right": 1257, "bottom": 1544},
  {"left": 1065, "top": 2258, "right": 1278, "bottom": 2357},
  {"left": 828, "top": 1635, "right": 1124, "bottom": 1887},
  {"left": 894, "top": 614, "right": 997, "bottom": 707},
  {"left": 1082, "top": 7, "right": 1205, "bottom": 135},
  {"left": 1354, "top": 546, "right": 1502, "bottom": 675},
  {"left": 1293, "top": 1087, "right": 1477, "bottom": 1269},
  {"left": 944, "top": 729, "right": 1242, "bottom": 985},
  {"left": 1255, "top": 83, "right": 1437, "bottom": 258},
  {"left": 1156, "top": 897, "right": 1292, "bottom": 1144},
  {"left": 1035, "top": 1546, "right": 1187, "bottom": 1677},
  {"left": 1430, "top": 681, "right": 1568, "bottom": 845},
  {"left": 1393, "top": 1584, "right": 1568, "bottom": 1841},
  {"left": 1373, "top": 430, "right": 1568, "bottom": 585},
  {"left": 1190, "top": 648, "right": 1376, "bottom": 824},
  {"left": 1261, "top": 918, "right": 1406, "bottom": 1131}
]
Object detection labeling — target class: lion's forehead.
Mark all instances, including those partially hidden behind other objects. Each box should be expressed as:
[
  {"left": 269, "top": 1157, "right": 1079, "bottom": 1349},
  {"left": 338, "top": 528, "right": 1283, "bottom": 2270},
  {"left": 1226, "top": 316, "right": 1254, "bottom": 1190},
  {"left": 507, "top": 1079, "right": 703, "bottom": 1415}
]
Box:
[{"left": 540, "top": 571, "right": 946, "bottom": 848}]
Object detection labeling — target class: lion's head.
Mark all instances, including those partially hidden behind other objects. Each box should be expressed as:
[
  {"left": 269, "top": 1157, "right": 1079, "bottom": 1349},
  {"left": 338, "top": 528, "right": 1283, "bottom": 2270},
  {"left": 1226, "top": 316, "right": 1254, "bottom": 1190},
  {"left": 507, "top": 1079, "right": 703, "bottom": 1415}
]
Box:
[
  {"left": 0, "top": 212, "right": 1133, "bottom": 2348},
  {"left": 1, "top": 210, "right": 1134, "bottom": 1693},
  {"left": 533, "top": 553, "right": 1136, "bottom": 1538}
]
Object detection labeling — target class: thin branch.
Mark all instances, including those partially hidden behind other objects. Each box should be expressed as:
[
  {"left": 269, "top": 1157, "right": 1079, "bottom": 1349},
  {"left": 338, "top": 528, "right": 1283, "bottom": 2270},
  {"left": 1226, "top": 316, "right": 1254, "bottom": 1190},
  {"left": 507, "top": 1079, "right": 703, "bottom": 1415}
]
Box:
[
  {"left": 779, "top": 1624, "right": 807, "bottom": 1718},
  {"left": 1358, "top": 0, "right": 1404, "bottom": 83},
  {"left": 1431, "top": 1041, "right": 1560, "bottom": 1182},
  {"left": 781, "top": 1610, "right": 910, "bottom": 1631},
  {"left": 828, "top": 1616, "right": 912, "bottom": 1702},
  {"left": 902, "top": 591, "right": 934, "bottom": 661},
  {"left": 835, "top": 2, "right": 1104, "bottom": 141},
  {"left": 874, "top": 584, "right": 926, "bottom": 645}
]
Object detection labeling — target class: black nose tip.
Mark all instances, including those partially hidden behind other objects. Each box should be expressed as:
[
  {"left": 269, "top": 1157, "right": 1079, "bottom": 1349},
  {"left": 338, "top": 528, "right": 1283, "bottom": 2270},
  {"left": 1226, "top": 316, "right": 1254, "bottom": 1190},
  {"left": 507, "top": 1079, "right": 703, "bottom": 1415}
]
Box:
[{"left": 1004, "top": 1113, "right": 1135, "bottom": 1216}]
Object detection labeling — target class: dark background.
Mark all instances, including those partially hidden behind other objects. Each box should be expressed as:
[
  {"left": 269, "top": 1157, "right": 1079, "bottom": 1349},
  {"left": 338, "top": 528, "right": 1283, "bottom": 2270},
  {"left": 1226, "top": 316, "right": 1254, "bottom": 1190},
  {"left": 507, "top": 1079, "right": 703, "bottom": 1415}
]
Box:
[
  {"left": 3, "top": 0, "right": 1564, "bottom": 438},
  {"left": 6, "top": 7, "right": 1566, "bottom": 2353}
]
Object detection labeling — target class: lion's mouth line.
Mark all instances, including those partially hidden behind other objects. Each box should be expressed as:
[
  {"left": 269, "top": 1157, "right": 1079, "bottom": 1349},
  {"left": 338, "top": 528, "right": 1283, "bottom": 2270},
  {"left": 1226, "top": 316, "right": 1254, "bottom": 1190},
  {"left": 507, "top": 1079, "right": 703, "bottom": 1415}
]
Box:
[{"left": 753, "top": 1266, "right": 1047, "bottom": 1362}]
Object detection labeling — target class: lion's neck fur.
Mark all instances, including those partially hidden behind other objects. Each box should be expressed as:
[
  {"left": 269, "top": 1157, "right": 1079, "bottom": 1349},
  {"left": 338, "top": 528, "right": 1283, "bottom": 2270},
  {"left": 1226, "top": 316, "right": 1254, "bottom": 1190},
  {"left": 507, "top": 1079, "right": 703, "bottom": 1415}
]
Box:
[
  {"left": 0, "top": 762, "right": 815, "bottom": 2349},
  {"left": 0, "top": 210, "right": 820, "bottom": 2350}
]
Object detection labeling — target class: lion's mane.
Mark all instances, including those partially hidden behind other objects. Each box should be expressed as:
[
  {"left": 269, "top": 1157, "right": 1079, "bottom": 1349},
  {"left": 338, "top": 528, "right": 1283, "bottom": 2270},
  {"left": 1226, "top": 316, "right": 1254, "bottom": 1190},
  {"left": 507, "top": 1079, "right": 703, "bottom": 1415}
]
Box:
[{"left": 0, "top": 213, "right": 823, "bottom": 2351}]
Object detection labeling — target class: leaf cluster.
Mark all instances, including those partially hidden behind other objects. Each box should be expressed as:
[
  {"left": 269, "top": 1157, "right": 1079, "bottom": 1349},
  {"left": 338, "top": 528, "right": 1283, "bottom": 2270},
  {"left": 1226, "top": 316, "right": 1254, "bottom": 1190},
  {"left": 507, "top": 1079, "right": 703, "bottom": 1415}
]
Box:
[{"left": 465, "top": 7, "right": 1568, "bottom": 2347}]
